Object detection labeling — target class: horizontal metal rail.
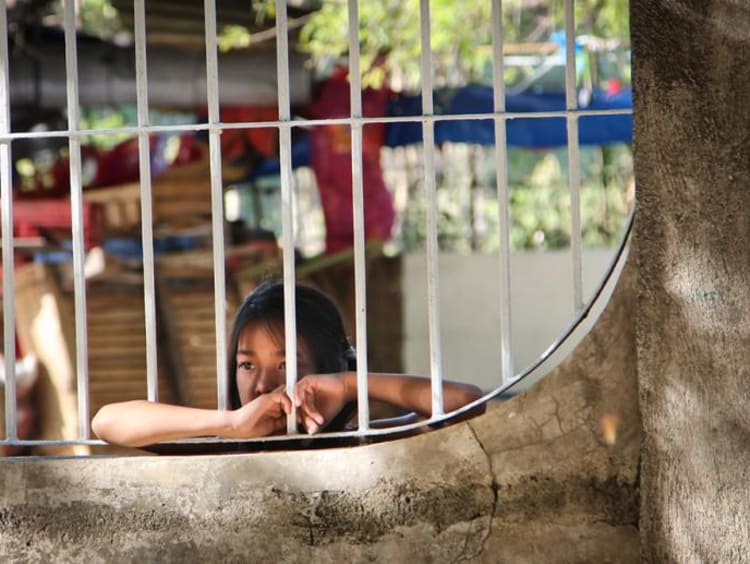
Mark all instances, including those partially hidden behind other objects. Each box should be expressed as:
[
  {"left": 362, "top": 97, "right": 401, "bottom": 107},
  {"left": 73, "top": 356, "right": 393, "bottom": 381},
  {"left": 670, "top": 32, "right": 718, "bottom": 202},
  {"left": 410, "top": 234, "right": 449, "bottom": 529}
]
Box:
[{"left": 0, "top": 108, "right": 633, "bottom": 141}]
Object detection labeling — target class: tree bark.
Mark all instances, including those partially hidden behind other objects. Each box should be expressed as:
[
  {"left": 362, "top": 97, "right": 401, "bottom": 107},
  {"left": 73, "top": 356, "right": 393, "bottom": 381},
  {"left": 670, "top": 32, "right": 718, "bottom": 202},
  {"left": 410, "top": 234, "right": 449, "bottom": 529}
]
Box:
[{"left": 632, "top": 1, "right": 750, "bottom": 561}]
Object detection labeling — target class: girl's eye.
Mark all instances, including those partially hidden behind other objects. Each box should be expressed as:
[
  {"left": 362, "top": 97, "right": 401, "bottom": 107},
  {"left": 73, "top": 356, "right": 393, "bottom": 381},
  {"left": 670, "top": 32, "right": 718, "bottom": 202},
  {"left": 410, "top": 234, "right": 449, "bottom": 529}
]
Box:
[
  {"left": 278, "top": 361, "right": 286, "bottom": 371},
  {"left": 238, "top": 361, "right": 255, "bottom": 371}
]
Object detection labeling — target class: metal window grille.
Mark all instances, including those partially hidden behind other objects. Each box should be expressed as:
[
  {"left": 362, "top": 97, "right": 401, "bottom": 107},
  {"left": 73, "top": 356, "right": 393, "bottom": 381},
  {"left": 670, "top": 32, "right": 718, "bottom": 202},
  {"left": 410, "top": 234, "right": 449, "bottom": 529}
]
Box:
[{"left": 0, "top": 0, "right": 633, "bottom": 452}]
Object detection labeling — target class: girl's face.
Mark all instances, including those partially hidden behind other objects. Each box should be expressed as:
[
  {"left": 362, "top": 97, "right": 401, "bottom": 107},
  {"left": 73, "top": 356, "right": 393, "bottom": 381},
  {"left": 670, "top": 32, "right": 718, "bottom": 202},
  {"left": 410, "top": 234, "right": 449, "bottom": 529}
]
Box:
[{"left": 235, "top": 323, "right": 315, "bottom": 406}]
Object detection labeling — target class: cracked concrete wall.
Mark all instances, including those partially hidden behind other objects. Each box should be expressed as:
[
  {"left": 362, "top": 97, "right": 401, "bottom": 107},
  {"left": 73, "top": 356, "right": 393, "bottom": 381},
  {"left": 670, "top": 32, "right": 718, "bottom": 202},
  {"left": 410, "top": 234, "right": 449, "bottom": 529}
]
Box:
[
  {"left": 8, "top": 4, "right": 749, "bottom": 560},
  {"left": 0, "top": 257, "right": 639, "bottom": 563}
]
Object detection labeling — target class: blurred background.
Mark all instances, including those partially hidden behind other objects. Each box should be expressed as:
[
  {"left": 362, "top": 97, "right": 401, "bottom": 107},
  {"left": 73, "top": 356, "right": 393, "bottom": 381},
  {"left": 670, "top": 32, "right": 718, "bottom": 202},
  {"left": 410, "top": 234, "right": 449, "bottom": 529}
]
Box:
[{"left": 0, "top": 0, "right": 632, "bottom": 453}]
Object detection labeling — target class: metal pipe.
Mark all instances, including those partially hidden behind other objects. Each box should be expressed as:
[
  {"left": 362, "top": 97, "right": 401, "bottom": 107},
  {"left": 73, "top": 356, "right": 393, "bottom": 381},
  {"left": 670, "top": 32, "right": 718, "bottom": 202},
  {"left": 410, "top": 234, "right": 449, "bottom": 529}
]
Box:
[
  {"left": 0, "top": 0, "right": 16, "bottom": 441},
  {"left": 203, "top": 0, "right": 229, "bottom": 411},
  {"left": 134, "top": 0, "right": 159, "bottom": 402},
  {"left": 491, "top": 0, "right": 514, "bottom": 385},
  {"left": 347, "top": 0, "right": 370, "bottom": 432},
  {"left": 9, "top": 44, "right": 311, "bottom": 108},
  {"left": 419, "top": 0, "right": 444, "bottom": 417},
  {"left": 275, "top": 0, "right": 298, "bottom": 435},
  {"left": 64, "top": 0, "right": 90, "bottom": 440},
  {"left": 0, "top": 107, "right": 633, "bottom": 143},
  {"left": 564, "top": 0, "right": 584, "bottom": 312}
]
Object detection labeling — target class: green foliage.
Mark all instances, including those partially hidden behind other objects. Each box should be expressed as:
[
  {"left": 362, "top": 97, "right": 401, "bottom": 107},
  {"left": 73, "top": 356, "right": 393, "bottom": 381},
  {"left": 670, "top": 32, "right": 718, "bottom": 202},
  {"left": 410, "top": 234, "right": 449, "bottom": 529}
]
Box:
[
  {"left": 80, "top": 108, "right": 130, "bottom": 149},
  {"left": 218, "top": 25, "right": 254, "bottom": 51},
  {"left": 576, "top": 0, "right": 630, "bottom": 39},
  {"left": 299, "top": 0, "right": 630, "bottom": 88},
  {"left": 508, "top": 144, "right": 633, "bottom": 250},
  {"left": 72, "top": 0, "right": 123, "bottom": 39},
  {"left": 392, "top": 143, "right": 633, "bottom": 253}
]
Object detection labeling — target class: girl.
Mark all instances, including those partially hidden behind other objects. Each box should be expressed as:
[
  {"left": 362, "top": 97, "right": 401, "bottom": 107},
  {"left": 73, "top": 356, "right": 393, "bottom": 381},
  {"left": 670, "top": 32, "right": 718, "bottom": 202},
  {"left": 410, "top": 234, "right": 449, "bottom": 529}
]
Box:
[{"left": 92, "top": 281, "right": 484, "bottom": 447}]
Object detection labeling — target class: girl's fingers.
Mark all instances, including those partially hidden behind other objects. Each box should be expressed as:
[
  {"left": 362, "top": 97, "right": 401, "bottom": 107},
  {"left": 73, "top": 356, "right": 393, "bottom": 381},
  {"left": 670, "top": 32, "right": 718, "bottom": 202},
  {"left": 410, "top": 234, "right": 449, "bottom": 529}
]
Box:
[
  {"left": 260, "top": 387, "right": 292, "bottom": 416},
  {"left": 300, "top": 391, "right": 325, "bottom": 426},
  {"left": 311, "top": 409, "right": 325, "bottom": 427},
  {"left": 293, "top": 380, "right": 309, "bottom": 407},
  {"left": 293, "top": 380, "right": 326, "bottom": 429},
  {"left": 278, "top": 392, "right": 292, "bottom": 415},
  {"left": 298, "top": 403, "right": 324, "bottom": 434},
  {"left": 300, "top": 411, "right": 320, "bottom": 435},
  {"left": 297, "top": 385, "right": 326, "bottom": 424},
  {"left": 272, "top": 416, "right": 287, "bottom": 435},
  {"left": 297, "top": 385, "right": 314, "bottom": 411}
]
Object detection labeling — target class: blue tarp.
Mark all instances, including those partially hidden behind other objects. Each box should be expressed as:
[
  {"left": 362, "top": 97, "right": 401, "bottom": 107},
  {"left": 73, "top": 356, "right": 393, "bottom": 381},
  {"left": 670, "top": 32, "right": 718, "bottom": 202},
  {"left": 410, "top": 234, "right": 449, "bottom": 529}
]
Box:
[
  {"left": 249, "top": 86, "right": 632, "bottom": 180},
  {"left": 384, "top": 86, "right": 633, "bottom": 148}
]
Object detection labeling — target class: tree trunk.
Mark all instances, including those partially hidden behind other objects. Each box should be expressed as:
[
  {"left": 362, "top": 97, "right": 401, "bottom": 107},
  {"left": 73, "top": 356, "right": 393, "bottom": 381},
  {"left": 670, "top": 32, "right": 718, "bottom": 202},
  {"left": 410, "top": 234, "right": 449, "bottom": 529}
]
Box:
[{"left": 632, "top": 1, "right": 750, "bottom": 561}]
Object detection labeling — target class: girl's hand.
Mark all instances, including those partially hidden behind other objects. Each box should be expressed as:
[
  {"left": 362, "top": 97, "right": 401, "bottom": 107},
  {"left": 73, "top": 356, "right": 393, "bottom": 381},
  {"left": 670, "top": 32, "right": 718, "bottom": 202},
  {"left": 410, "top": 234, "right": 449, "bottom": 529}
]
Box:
[
  {"left": 294, "top": 373, "right": 353, "bottom": 434},
  {"left": 227, "top": 386, "right": 292, "bottom": 438}
]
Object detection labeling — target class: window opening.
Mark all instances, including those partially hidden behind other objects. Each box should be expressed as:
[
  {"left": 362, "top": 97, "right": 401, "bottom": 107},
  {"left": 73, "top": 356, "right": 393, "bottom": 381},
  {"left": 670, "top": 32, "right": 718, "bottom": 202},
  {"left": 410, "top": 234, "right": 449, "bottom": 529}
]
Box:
[{"left": 0, "top": 0, "right": 632, "bottom": 455}]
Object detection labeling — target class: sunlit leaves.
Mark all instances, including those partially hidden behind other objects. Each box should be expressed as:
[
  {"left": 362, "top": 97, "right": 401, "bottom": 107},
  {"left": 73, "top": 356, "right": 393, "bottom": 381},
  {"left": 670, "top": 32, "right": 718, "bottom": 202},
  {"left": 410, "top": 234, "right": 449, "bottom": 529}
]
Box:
[{"left": 299, "top": 0, "right": 629, "bottom": 89}]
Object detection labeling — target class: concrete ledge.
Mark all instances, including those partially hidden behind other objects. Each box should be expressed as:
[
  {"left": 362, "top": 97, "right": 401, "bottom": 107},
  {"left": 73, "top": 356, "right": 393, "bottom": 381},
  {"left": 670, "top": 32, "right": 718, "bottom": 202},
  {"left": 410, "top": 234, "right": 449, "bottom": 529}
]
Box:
[{"left": 0, "top": 259, "right": 639, "bottom": 563}]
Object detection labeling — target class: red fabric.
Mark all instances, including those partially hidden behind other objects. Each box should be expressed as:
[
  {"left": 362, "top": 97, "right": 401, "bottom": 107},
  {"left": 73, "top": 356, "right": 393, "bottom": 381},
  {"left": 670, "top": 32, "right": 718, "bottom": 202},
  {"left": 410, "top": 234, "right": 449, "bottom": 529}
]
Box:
[
  {"left": 220, "top": 106, "right": 279, "bottom": 159},
  {"left": 14, "top": 134, "right": 203, "bottom": 199},
  {"left": 306, "top": 70, "right": 395, "bottom": 254},
  {"left": 12, "top": 199, "right": 102, "bottom": 249}
]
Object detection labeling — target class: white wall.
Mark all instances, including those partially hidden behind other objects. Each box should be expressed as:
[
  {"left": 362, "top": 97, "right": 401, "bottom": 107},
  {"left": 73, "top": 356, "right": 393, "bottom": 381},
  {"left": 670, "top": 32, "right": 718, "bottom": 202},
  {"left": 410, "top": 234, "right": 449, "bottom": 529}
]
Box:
[{"left": 401, "top": 249, "right": 619, "bottom": 392}]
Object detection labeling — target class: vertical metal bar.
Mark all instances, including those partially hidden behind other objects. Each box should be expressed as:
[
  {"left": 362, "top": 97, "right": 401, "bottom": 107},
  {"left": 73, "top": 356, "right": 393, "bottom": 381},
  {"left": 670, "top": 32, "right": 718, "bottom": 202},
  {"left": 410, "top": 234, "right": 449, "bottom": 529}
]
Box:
[
  {"left": 63, "top": 0, "right": 90, "bottom": 439},
  {"left": 419, "top": 0, "right": 444, "bottom": 416},
  {"left": 275, "top": 0, "right": 298, "bottom": 434},
  {"left": 347, "top": 0, "right": 370, "bottom": 432},
  {"left": 0, "top": 1, "right": 16, "bottom": 441},
  {"left": 134, "top": 0, "right": 158, "bottom": 402},
  {"left": 491, "top": 0, "right": 514, "bottom": 384},
  {"left": 203, "top": 0, "right": 229, "bottom": 410},
  {"left": 564, "top": 0, "right": 584, "bottom": 312}
]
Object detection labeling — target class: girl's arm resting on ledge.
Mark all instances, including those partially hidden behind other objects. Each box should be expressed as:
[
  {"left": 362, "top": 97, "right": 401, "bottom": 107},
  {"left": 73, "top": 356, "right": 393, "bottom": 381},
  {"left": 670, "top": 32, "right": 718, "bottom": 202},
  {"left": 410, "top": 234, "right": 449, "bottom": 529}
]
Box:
[
  {"left": 355, "top": 373, "right": 484, "bottom": 416},
  {"left": 294, "top": 372, "right": 484, "bottom": 434},
  {"left": 92, "top": 401, "right": 233, "bottom": 447},
  {"left": 92, "top": 388, "right": 291, "bottom": 447}
]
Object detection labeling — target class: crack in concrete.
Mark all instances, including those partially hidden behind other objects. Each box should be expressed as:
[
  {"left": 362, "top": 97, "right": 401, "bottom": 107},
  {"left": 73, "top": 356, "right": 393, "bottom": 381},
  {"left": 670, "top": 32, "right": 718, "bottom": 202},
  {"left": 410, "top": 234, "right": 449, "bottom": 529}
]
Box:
[
  {"left": 490, "top": 422, "right": 590, "bottom": 455},
  {"left": 452, "top": 522, "right": 473, "bottom": 563},
  {"left": 300, "top": 513, "right": 315, "bottom": 546},
  {"left": 550, "top": 395, "right": 564, "bottom": 433},
  {"left": 525, "top": 394, "right": 578, "bottom": 441},
  {"left": 456, "top": 421, "right": 499, "bottom": 563}
]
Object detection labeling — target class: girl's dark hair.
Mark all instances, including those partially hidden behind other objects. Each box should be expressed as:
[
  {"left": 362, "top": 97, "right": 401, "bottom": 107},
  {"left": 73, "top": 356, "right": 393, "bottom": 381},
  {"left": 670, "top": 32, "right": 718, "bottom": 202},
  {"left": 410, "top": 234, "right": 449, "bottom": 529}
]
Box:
[{"left": 227, "top": 280, "right": 355, "bottom": 409}]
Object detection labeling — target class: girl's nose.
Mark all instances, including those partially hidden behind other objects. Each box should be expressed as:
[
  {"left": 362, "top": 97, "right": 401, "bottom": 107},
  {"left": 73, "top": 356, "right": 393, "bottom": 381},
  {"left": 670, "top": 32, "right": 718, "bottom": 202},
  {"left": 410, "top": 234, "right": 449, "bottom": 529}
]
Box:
[{"left": 255, "top": 368, "right": 279, "bottom": 394}]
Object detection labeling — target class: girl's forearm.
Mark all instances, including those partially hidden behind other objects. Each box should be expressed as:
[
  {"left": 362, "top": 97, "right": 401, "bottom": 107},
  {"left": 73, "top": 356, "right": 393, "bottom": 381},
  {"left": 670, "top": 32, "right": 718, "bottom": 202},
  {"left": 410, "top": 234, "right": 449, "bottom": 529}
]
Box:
[
  {"left": 92, "top": 400, "right": 233, "bottom": 447},
  {"left": 342, "top": 372, "right": 483, "bottom": 417}
]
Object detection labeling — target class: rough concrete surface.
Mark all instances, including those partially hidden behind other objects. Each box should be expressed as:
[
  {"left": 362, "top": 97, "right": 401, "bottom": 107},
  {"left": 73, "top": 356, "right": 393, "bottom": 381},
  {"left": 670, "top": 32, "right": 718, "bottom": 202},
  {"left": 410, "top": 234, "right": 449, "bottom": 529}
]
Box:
[
  {"left": 0, "top": 258, "right": 639, "bottom": 563},
  {"left": 632, "top": 1, "right": 750, "bottom": 561}
]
